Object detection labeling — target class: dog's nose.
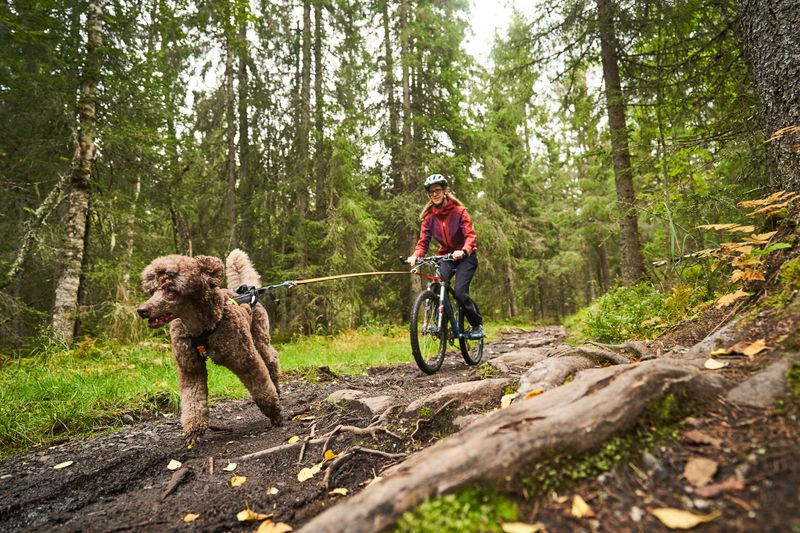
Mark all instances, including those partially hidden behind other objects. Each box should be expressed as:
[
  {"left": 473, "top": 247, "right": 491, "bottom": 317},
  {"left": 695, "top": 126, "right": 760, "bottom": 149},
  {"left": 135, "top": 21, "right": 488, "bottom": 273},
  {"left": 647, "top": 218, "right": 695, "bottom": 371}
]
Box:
[{"left": 137, "top": 307, "right": 149, "bottom": 318}]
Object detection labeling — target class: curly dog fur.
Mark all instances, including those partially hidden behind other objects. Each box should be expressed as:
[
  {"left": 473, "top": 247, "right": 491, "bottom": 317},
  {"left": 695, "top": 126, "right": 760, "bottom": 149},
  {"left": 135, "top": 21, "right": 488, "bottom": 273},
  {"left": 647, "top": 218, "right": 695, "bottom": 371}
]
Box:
[{"left": 138, "top": 249, "right": 281, "bottom": 445}]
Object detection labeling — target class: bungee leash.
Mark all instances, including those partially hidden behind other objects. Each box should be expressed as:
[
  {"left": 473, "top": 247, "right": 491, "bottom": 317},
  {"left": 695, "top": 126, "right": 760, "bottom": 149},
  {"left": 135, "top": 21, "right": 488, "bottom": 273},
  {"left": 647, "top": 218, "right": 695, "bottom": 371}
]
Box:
[{"left": 231, "top": 269, "right": 439, "bottom": 306}]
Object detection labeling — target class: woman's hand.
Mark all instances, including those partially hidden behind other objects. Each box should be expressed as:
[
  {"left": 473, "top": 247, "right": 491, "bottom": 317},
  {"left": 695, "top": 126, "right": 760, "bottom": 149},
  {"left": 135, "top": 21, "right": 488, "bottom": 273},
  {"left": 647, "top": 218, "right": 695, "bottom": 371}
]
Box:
[
  {"left": 407, "top": 255, "right": 419, "bottom": 266},
  {"left": 452, "top": 250, "right": 466, "bottom": 261}
]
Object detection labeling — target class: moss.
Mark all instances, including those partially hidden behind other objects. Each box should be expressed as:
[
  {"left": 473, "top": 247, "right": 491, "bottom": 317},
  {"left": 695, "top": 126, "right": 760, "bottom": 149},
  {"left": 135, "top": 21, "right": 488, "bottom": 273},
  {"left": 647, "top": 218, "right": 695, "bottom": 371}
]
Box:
[
  {"left": 779, "top": 257, "right": 800, "bottom": 292},
  {"left": 418, "top": 405, "right": 432, "bottom": 419},
  {"left": 478, "top": 363, "right": 498, "bottom": 380},
  {"left": 394, "top": 485, "right": 518, "bottom": 533},
  {"left": 518, "top": 393, "right": 686, "bottom": 497},
  {"left": 787, "top": 362, "right": 800, "bottom": 402}
]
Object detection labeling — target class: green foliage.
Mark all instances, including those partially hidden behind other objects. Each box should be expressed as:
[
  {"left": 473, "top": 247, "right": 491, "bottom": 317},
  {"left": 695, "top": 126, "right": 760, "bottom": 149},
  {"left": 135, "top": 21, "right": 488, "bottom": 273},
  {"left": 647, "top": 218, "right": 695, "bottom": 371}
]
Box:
[
  {"left": 394, "top": 485, "right": 518, "bottom": 533},
  {"left": 565, "top": 283, "right": 668, "bottom": 342}
]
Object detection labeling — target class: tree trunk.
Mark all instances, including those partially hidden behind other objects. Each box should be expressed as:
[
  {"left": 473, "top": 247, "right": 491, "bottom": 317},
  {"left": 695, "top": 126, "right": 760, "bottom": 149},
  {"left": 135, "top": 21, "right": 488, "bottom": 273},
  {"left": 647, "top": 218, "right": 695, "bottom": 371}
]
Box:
[
  {"left": 237, "top": 10, "right": 253, "bottom": 250},
  {"left": 400, "top": 0, "right": 412, "bottom": 190},
  {"left": 224, "top": 17, "right": 238, "bottom": 251},
  {"left": 383, "top": 0, "right": 401, "bottom": 191},
  {"left": 596, "top": 0, "right": 645, "bottom": 284},
  {"left": 505, "top": 260, "right": 517, "bottom": 317},
  {"left": 297, "top": 359, "right": 723, "bottom": 533},
  {"left": 737, "top": 0, "right": 800, "bottom": 192},
  {"left": 51, "top": 0, "right": 103, "bottom": 343},
  {"left": 313, "top": 0, "right": 327, "bottom": 218}
]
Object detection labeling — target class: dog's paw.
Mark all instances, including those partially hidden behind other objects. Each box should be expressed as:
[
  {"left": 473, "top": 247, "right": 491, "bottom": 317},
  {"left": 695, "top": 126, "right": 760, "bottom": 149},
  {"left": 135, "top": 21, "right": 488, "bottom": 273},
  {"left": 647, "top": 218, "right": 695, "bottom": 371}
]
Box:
[{"left": 183, "top": 429, "right": 205, "bottom": 448}]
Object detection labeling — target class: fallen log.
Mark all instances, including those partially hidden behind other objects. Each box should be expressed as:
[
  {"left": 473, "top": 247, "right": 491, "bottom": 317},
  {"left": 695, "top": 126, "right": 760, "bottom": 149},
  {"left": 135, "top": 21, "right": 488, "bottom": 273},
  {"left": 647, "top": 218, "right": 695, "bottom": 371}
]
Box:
[{"left": 297, "top": 359, "right": 724, "bottom": 533}]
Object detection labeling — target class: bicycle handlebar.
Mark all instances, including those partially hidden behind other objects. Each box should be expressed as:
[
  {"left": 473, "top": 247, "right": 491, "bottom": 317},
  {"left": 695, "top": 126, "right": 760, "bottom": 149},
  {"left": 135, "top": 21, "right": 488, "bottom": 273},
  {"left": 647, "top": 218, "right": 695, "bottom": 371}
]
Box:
[{"left": 399, "top": 254, "right": 454, "bottom": 267}]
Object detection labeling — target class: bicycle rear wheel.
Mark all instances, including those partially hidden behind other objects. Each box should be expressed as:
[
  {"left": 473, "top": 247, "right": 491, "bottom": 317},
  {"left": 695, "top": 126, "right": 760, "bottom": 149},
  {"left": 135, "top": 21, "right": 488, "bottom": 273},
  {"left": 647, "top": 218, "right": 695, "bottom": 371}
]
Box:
[
  {"left": 410, "top": 291, "right": 447, "bottom": 374},
  {"left": 458, "top": 303, "right": 484, "bottom": 365}
]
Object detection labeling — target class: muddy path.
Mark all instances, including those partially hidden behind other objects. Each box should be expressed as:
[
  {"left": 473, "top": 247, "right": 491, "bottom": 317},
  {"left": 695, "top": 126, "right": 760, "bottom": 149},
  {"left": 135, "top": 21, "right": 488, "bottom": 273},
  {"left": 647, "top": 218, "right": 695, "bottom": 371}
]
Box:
[{"left": 0, "top": 327, "right": 567, "bottom": 532}]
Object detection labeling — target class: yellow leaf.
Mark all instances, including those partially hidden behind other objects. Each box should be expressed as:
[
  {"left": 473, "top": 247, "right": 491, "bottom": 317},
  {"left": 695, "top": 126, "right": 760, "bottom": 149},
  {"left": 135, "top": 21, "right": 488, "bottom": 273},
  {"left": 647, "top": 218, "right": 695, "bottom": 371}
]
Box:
[
  {"left": 236, "top": 509, "right": 272, "bottom": 522},
  {"left": 730, "top": 270, "right": 744, "bottom": 283},
  {"left": 501, "top": 522, "right": 543, "bottom": 533},
  {"left": 297, "top": 462, "right": 323, "bottom": 482},
  {"left": 741, "top": 269, "right": 766, "bottom": 281},
  {"left": 725, "top": 225, "right": 755, "bottom": 233},
  {"left": 525, "top": 389, "right": 544, "bottom": 399},
  {"left": 230, "top": 475, "right": 247, "bottom": 487},
  {"left": 731, "top": 256, "right": 762, "bottom": 269},
  {"left": 256, "top": 520, "right": 294, "bottom": 533},
  {"left": 223, "top": 462, "right": 237, "bottom": 472},
  {"left": 570, "top": 494, "right": 595, "bottom": 518},
  {"left": 266, "top": 486, "right": 279, "bottom": 495},
  {"left": 294, "top": 415, "right": 315, "bottom": 421},
  {"left": 641, "top": 316, "right": 663, "bottom": 327},
  {"left": 715, "top": 289, "right": 750, "bottom": 309},
  {"left": 500, "top": 393, "right": 515, "bottom": 409},
  {"left": 323, "top": 449, "right": 337, "bottom": 461},
  {"left": 53, "top": 461, "right": 74, "bottom": 470},
  {"left": 287, "top": 436, "right": 300, "bottom": 444},
  {"left": 742, "top": 339, "right": 769, "bottom": 357},
  {"left": 650, "top": 508, "right": 721, "bottom": 529},
  {"left": 709, "top": 348, "right": 731, "bottom": 356},
  {"left": 182, "top": 513, "right": 200, "bottom": 523},
  {"left": 166, "top": 459, "right": 182, "bottom": 471},
  {"left": 329, "top": 488, "right": 349, "bottom": 496},
  {"left": 697, "top": 223, "right": 740, "bottom": 231},
  {"left": 704, "top": 358, "right": 728, "bottom": 370}
]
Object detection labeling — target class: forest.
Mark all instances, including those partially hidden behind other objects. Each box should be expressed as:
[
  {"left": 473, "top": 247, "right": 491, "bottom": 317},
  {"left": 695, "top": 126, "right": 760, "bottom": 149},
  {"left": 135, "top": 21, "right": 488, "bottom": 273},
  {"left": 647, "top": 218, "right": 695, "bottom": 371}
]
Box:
[
  {"left": 1, "top": 0, "right": 799, "bottom": 531},
  {"left": 2, "top": 0, "right": 796, "bottom": 347}
]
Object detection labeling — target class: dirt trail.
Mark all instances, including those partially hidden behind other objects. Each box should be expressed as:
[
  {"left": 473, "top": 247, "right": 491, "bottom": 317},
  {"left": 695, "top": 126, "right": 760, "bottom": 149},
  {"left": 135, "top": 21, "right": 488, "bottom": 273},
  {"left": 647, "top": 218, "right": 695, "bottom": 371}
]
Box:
[
  {"left": 1, "top": 324, "right": 797, "bottom": 532},
  {"left": 0, "top": 328, "right": 564, "bottom": 532}
]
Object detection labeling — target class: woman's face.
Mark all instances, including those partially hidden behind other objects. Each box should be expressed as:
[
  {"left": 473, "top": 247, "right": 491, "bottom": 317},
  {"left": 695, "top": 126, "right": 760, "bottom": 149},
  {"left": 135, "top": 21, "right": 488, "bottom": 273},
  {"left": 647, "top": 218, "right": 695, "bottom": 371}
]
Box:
[{"left": 428, "top": 185, "right": 447, "bottom": 206}]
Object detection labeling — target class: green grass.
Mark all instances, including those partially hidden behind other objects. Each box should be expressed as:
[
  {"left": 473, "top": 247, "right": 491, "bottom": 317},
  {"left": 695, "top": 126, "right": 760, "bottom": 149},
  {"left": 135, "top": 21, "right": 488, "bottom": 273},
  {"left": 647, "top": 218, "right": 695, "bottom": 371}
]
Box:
[{"left": 0, "top": 320, "right": 532, "bottom": 458}]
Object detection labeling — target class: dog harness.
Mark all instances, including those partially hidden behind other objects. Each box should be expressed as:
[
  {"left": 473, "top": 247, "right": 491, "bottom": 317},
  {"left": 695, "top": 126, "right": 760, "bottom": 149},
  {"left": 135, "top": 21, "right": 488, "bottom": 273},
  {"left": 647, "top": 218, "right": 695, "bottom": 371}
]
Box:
[{"left": 190, "top": 298, "right": 240, "bottom": 357}]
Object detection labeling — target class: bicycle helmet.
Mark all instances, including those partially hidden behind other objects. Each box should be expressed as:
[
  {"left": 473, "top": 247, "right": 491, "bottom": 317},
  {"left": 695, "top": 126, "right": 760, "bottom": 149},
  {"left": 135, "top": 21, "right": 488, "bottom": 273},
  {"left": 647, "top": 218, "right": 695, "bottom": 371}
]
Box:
[{"left": 423, "top": 173, "right": 448, "bottom": 190}]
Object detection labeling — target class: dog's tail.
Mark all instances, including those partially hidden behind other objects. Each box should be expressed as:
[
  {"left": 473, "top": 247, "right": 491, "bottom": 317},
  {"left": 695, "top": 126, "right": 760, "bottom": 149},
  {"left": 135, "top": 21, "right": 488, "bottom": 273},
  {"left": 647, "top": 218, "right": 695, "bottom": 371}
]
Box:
[{"left": 225, "top": 249, "right": 262, "bottom": 289}]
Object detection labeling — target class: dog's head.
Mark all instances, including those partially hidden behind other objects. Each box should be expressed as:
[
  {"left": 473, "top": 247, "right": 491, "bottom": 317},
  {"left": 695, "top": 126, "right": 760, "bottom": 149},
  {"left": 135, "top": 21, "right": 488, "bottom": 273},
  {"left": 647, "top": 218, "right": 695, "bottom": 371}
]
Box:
[{"left": 137, "top": 255, "right": 224, "bottom": 328}]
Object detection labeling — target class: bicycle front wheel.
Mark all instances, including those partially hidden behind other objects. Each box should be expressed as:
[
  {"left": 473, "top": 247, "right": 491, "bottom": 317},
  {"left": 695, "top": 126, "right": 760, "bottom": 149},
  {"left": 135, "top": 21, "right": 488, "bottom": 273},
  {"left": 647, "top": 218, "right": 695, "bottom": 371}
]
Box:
[
  {"left": 410, "top": 291, "right": 447, "bottom": 374},
  {"left": 458, "top": 303, "right": 484, "bottom": 366}
]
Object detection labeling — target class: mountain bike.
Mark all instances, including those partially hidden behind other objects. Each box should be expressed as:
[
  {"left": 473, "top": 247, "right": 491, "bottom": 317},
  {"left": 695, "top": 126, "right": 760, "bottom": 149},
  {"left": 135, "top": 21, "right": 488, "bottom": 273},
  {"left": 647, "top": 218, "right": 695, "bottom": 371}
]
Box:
[{"left": 407, "top": 254, "right": 484, "bottom": 374}]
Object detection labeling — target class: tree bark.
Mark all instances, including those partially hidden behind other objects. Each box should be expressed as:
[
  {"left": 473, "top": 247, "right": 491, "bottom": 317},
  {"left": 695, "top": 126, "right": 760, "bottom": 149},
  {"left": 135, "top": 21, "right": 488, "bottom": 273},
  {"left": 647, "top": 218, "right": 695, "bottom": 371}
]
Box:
[
  {"left": 596, "top": 0, "right": 645, "bottom": 284},
  {"left": 313, "top": 0, "right": 327, "bottom": 218},
  {"left": 382, "top": 0, "right": 401, "bottom": 191},
  {"left": 224, "top": 10, "right": 238, "bottom": 251},
  {"left": 297, "top": 359, "right": 723, "bottom": 533},
  {"left": 51, "top": 0, "right": 103, "bottom": 343},
  {"left": 737, "top": 0, "right": 800, "bottom": 192}
]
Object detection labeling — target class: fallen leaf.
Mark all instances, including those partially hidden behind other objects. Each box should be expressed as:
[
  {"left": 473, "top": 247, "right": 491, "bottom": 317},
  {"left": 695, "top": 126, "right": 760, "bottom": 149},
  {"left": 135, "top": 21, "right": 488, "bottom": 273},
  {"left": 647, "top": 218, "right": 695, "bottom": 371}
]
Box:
[
  {"left": 53, "top": 461, "right": 74, "bottom": 470},
  {"left": 715, "top": 289, "right": 750, "bottom": 308},
  {"left": 167, "top": 459, "right": 182, "bottom": 471},
  {"left": 732, "top": 256, "right": 762, "bottom": 269},
  {"left": 683, "top": 430, "right": 722, "bottom": 448},
  {"left": 703, "top": 358, "right": 728, "bottom": 370},
  {"left": 571, "top": 494, "right": 595, "bottom": 518},
  {"left": 500, "top": 393, "right": 515, "bottom": 409},
  {"left": 694, "top": 476, "right": 745, "bottom": 498},
  {"left": 684, "top": 457, "right": 718, "bottom": 487},
  {"left": 257, "top": 520, "right": 294, "bottom": 533},
  {"left": 266, "top": 486, "right": 280, "bottom": 495},
  {"left": 731, "top": 268, "right": 766, "bottom": 283},
  {"left": 329, "top": 488, "right": 348, "bottom": 496},
  {"left": 709, "top": 348, "right": 732, "bottom": 356},
  {"left": 230, "top": 475, "right": 247, "bottom": 487},
  {"left": 501, "top": 522, "right": 543, "bottom": 533},
  {"left": 650, "top": 508, "right": 721, "bottom": 529},
  {"left": 295, "top": 415, "right": 315, "bottom": 421},
  {"left": 741, "top": 338, "right": 769, "bottom": 357},
  {"left": 297, "top": 462, "right": 323, "bottom": 482},
  {"left": 288, "top": 436, "right": 300, "bottom": 444},
  {"left": 323, "top": 449, "right": 337, "bottom": 461},
  {"left": 223, "top": 462, "right": 237, "bottom": 472},
  {"left": 525, "top": 389, "right": 544, "bottom": 399},
  {"left": 236, "top": 509, "right": 272, "bottom": 522},
  {"left": 697, "top": 223, "right": 740, "bottom": 231},
  {"left": 182, "top": 513, "right": 200, "bottom": 523}
]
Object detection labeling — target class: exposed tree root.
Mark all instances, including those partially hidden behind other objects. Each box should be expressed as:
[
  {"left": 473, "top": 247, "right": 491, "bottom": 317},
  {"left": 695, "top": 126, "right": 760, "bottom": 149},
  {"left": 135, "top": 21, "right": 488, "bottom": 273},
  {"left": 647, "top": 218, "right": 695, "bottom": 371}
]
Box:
[
  {"left": 323, "top": 447, "right": 407, "bottom": 489},
  {"left": 516, "top": 356, "right": 596, "bottom": 398},
  {"left": 410, "top": 398, "right": 460, "bottom": 440},
  {"left": 161, "top": 467, "right": 191, "bottom": 500},
  {"left": 297, "top": 359, "right": 724, "bottom": 533}
]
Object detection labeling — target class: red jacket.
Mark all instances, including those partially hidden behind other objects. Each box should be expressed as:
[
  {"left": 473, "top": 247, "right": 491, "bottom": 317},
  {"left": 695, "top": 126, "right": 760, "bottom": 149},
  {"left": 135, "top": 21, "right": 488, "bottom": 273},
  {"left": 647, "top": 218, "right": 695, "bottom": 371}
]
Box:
[{"left": 413, "top": 200, "right": 478, "bottom": 257}]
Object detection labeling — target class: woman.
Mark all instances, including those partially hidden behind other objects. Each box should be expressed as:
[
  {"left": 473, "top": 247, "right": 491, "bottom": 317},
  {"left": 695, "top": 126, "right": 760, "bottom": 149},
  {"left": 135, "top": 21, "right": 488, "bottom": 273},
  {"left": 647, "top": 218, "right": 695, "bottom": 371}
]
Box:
[{"left": 406, "top": 173, "right": 484, "bottom": 339}]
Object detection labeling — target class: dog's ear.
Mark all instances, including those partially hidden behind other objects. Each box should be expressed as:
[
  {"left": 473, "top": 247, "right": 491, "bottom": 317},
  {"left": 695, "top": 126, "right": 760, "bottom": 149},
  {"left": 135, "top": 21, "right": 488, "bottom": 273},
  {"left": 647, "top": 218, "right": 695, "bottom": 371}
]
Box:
[{"left": 195, "top": 255, "right": 224, "bottom": 288}]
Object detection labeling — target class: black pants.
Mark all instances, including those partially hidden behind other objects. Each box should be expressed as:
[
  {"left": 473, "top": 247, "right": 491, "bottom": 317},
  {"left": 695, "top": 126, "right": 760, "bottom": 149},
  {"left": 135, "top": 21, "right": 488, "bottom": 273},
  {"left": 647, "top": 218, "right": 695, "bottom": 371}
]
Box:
[{"left": 439, "top": 253, "right": 483, "bottom": 327}]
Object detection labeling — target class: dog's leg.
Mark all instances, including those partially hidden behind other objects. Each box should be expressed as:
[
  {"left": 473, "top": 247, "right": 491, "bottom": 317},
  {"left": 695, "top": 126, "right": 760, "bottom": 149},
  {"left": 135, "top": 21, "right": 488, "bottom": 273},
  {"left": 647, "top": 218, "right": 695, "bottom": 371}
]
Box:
[
  {"left": 250, "top": 305, "right": 280, "bottom": 396},
  {"left": 171, "top": 333, "right": 210, "bottom": 446},
  {"left": 226, "top": 343, "right": 282, "bottom": 427}
]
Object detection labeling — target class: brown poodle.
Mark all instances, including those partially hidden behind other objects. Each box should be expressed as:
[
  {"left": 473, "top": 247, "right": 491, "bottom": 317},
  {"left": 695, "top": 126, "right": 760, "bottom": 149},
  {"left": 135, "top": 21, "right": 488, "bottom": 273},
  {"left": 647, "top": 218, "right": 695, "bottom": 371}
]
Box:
[{"left": 138, "top": 249, "right": 281, "bottom": 445}]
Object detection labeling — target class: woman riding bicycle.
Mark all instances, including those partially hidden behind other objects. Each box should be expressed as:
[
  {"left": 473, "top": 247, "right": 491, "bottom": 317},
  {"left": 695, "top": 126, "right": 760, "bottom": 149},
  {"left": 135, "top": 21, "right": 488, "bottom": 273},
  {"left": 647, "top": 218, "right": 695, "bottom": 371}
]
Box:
[{"left": 406, "top": 173, "right": 484, "bottom": 339}]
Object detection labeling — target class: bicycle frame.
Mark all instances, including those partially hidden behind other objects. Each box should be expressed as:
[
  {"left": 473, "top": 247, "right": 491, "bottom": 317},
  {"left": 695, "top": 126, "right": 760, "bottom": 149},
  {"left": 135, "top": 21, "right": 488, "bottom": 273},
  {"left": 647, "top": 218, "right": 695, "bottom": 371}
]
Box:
[{"left": 427, "top": 266, "right": 465, "bottom": 341}]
